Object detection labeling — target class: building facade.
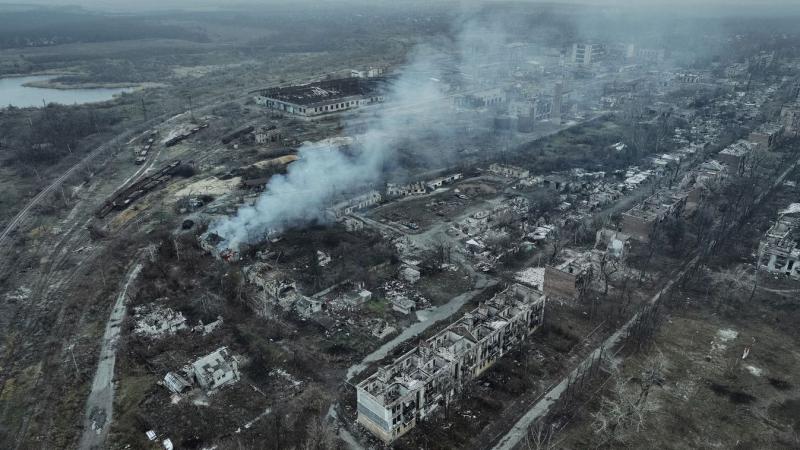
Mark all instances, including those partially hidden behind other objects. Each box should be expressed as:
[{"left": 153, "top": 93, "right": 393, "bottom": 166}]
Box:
[
  {"left": 356, "top": 285, "right": 544, "bottom": 443},
  {"left": 254, "top": 77, "right": 385, "bottom": 117},
  {"left": 757, "top": 204, "right": 800, "bottom": 280}
]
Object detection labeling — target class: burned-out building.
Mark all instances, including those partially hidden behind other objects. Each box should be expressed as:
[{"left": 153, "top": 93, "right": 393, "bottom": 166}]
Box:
[
  {"left": 748, "top": 123, "right": 784, "bottom": 150},
  {"left": 543, "top": 252, "right": 595, "bottom": 300},
  {"left": 191, "top": 347, "right": 240, "bottom": 392},
  {"left": 757, "top": 204, "right": 800, "bottom": 280},
  {"left": 243, "top": 262, "right": 304, "bottom": 313},
  {"left": 488, "top": 163, "right": 530, "bottom": 179},
  {"left": 327, "top": 191, "right": 382, "bottom": 219},
  {"left": 717, "top": 140, "right": 757, "bottom": 174},
  {"left": 620, "top": 191, "right": 687, "bottom": 242},
  {"left": 356, "top": 285, "right": 544, "bottom": 443},
  {"left": 386, "top": 182, "right": 427, "bottom": 198},
  {"left": 254, "top": 77, "right": 385, "bottom": 117}
]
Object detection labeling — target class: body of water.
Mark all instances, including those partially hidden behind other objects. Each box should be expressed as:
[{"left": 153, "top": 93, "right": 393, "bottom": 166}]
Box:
[{"left": 0, "top": 75, "right": 134, "bottom": 108}]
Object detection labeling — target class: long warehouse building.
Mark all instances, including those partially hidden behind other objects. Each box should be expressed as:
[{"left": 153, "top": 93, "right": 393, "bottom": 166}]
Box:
[{"left": 254, "top": 77, "right": 386, "bottom": 117}]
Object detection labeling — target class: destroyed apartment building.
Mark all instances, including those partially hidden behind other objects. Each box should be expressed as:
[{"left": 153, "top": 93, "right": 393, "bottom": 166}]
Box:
[
  {"left": 757, "top": 203, "right": 800, "bottom": 280},
  {"left": 164, "top": 347, "right": 240, "bottom": 395},
  {"left": 243, "top": 262, "right": 323, "bottom": 317},
  {"left": 543, "top": 251, "right": 596, "bottom": 301},
  {"left": 717, "top": 139, "right": 757, "bottom": 174},
  {"left": 254, "top": 77, "right": 386, "bottom": 117},
  {"left": 327, "top": 190, "right": 382, "bottom": 219},
  {"left": 488, "top": 163, "right": 530, "bottom": 179},
  {"left": 356, "top": 284, "right": 544, "bottom": 443},
  {"left": 620, "top": 190, "right": 687, "bottom": 242},
  {"left": 748, "top": 122, "right": 784, "bottom": 150}
]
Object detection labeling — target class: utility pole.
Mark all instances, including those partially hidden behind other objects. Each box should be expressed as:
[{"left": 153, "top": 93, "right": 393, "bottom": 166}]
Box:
[
  {"left": 141, "top": 97, "right": 148, "bottom": 121},
  {"left": 187, "top": 93, "right": 195, "bottom": 122}
]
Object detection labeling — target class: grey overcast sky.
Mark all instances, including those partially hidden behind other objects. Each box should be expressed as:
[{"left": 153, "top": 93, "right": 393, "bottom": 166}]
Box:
[
  {"left": 3, "top": 0, "right": 799, "bottom": 18},
  {"left": 10, "top": 0, "right": 800, "bottom": 9}
]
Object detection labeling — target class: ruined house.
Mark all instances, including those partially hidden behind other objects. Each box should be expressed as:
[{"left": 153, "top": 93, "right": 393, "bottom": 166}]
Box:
[
  {"left": 191, "top": 347, "right": 240, "bottom": 392},
  {"left": 164, "top": 371, "right": 192, "bottom": 394},
  {"left": 488, "top": 163, "right": 530, "bottom": 179},
  {"left": 134, "top": 304, "right": 188, "bottom": 338},
  {"left": 595, "top": 229, "right": 631, "bottom": 259},
  {"left": 199, "top": 232, "right": 239, "bottom": 262},
  {"left": 356, "top": 285, "right": 544, "bottom": 443},
  {"left": 757, "top": 204, "right": 800, "bottom": 280},
  {"left": 390, "top": 296, "right": 417, "bottom": 315},
  {"left": 243, "top": 262, "right": 303, "bottom": 314}
]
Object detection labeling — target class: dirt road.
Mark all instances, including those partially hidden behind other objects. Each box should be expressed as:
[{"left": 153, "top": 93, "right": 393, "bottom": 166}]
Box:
[{"left": 78, "top": 262, "right": 142, "bottom": 450}]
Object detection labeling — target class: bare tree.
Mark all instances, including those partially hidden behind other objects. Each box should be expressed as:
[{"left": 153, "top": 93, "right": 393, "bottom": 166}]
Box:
[{"left": 525, "top": 421, "right": 556, "bottom": 450}]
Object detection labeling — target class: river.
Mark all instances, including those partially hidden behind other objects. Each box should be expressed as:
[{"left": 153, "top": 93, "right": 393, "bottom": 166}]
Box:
[{"left": 0, "top": 75, "right": 134, "bottom": 108}]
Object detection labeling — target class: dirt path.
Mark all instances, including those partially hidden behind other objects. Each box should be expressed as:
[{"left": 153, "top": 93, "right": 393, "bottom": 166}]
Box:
[{"left": 77, "top": 261, "right": 142, "bottom": 450}]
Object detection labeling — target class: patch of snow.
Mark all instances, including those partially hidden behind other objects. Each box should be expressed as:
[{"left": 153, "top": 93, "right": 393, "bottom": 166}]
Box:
[
  {"left": 717, "top": 328, "right": 738, "bottom": 342},
  {"left": 745, "top": 365, "right": 763, "bottom": 377},
  {"left": 515, "top": 267, "right": 545, "bottom": 290}
]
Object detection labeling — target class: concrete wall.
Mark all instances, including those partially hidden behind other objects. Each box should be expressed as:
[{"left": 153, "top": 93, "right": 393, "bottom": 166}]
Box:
[
  {"left": 543, "top": 266, "right": 577, "bottom": 300},
  {"left": 621, "top": 213, "right": 653, "bottom": 242}
]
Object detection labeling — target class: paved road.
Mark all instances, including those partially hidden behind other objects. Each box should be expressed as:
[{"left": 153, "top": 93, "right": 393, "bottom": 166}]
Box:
[
  {"left": 491, "top": 154, "right": 800, "bottom": 450},
  {"left": 491, "top": 259, "right": 694, "bottom": 450},
  {"left": 78, "top": 262, "right": 142, "bottom": 450}
]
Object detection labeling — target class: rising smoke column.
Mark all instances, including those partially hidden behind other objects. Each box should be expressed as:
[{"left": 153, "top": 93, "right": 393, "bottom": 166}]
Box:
[{"left": 209, "top": 46, "right": 452, "bottom": 249}]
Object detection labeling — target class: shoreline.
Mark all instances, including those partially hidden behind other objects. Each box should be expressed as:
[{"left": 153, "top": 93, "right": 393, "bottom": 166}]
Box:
[
  {"left": 1, "top": 73, "right": 166, "bottom": 91},
  {"left": 21, "top": 80, "right": 166, "bottom": 91}
]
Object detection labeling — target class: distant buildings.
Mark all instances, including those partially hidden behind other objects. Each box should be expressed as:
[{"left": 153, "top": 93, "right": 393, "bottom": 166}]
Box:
[
  {"left": 192, "top": 347, "right": 241, "bottom": 392},
  {"left": 748, "top": 123, "right": 784, "bottom": 150},
  {"left": 571, "top": 43, "right": 606, "bottom": 66},
  {"left": 254, "top": 77, "right": 385, "bottom": 117},
  {"left": 356, "top": 285, "right": 544, "bottom": 443},
  {"left": 488, "top": 163, "right": 530, "bottom": 179}
]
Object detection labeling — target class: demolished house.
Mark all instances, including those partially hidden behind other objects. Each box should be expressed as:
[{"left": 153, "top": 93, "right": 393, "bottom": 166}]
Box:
[
  {"left": 199, "top": 232, "right": 240, "bottom": 262},
  {"left": 594, "top": 229, "right": 631, "bottom": 259},
  {"left": 488, "top": 163, "right": 530, "bottom": 179},
  {"left": 191, "top": 347, "right": 241, "bottom": 392},
  {"left": 134, "top": 303, "right": 188, "bottom": 338},
  {"left": 163, "top": 347, "right": 240, "bottom": 395},
  {"left": 243, "top": 262, "right": 308, "bottom": 315},
  {"left": 757, "top": 203, "right": 800, "bottom": 280},
  {"left": 356, "top": 284, "right": 544, "bottom": 443}
]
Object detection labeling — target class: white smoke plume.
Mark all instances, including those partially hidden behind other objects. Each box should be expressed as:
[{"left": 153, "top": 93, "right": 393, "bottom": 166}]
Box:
[{"left": 210, "top": 19, "right": 512, "bottom": 249}]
